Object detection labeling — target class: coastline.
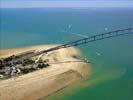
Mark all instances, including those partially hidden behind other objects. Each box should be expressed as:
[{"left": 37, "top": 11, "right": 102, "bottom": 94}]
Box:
[{"left": 0, "top": 45, "right": 91, "bottom": 100}]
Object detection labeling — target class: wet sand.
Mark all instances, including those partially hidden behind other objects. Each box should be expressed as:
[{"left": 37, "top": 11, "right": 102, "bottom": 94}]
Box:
[{"left": 0, "top": 45, "right": 91, "bottom": 100}]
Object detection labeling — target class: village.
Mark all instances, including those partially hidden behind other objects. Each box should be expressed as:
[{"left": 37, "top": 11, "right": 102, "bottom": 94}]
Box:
[{"left": 0, "top": 52, "right": 50, "bottom": 79}]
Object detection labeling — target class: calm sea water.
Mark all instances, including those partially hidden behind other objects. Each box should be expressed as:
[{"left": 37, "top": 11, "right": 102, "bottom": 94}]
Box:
[{"left": 0, "top": 8, "right": 133, "bottom": 100}]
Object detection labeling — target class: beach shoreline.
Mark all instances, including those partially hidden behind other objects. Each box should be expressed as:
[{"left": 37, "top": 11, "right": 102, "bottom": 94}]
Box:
[{"left": 0, "top": 45, "right": 91, "bottom": 100}]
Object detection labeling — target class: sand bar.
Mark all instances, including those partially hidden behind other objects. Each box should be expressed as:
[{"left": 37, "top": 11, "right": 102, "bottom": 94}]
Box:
[{"left": 0, "top": 45, "right": 91, "bottom": 100}]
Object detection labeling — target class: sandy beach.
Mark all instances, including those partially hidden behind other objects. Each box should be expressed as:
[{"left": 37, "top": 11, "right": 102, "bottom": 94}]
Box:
[{"left": 0, "top": 45, "right": 91, "bottom": 100}]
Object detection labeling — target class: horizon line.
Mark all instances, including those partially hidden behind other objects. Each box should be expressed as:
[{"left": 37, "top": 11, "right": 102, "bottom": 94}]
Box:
[{"left": 1, "top": 1, "right": 133, "bottom": 8}]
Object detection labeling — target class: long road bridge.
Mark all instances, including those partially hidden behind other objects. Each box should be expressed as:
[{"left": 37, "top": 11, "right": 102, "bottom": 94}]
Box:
[
  {"left": 33, "top": 27, "right": 133, "bottom": 55},
  {"left": 5, "top": 27, "right": 133, "bottom": 62}
]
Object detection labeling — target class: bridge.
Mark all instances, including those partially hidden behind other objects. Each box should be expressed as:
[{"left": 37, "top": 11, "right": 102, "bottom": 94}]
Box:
[
  {"left": 7, "top": 27, "right": 133, "bottom": 62},
  {"left": 35, "top": 27, "right": 133, "bottom": 54}
]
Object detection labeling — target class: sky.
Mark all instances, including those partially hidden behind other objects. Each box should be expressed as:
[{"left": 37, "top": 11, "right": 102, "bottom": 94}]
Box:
[{"left": 1, "top": 0, "right": 133, "bottom": 8}]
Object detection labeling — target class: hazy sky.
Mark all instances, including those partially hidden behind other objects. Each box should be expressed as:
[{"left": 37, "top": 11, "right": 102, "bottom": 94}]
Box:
[{"left": 1, "top": 0, "right": 133, "bottom": 8}]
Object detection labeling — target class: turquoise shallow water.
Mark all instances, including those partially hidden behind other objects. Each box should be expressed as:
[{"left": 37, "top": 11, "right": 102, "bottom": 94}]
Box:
[{"left": 0, "top": 8, "right": 133, "bottom": 100}]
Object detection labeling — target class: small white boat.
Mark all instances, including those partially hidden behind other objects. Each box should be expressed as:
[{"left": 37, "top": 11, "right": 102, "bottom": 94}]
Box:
[
  {"left": 105, "top": 27, "right": 108, "bottom": 31},
  {"left": 68, "top": 24, "right": 72, "bottom": 29},
  {"left": 96, "top": 52, "right": 101, "bottom": 56}
]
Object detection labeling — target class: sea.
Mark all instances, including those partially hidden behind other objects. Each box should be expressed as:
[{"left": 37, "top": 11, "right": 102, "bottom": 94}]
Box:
[{"left": 0, "top": 8, "right": 133, "bottom": 100}]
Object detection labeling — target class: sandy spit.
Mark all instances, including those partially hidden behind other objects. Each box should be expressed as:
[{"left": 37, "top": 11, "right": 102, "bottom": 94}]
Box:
[{"left": 0, "top": 45, "right": 91, "bottom": 100}]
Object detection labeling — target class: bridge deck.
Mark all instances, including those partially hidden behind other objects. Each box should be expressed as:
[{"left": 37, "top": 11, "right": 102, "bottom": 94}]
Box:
[{"left": 41, "top": 27, "right": 133, "bottom": 53}]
